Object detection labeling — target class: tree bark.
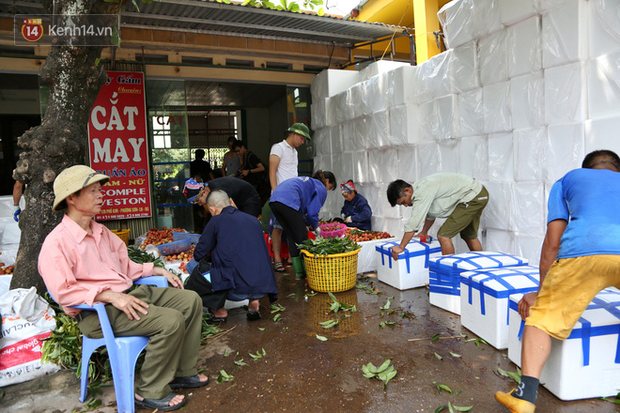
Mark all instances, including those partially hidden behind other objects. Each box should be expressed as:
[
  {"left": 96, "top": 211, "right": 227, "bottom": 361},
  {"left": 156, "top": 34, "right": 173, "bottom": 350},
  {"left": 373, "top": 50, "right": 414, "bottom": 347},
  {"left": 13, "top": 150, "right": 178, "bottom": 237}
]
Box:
[{"left": 10, "top": 0, "right": 120, "bottom": 293}]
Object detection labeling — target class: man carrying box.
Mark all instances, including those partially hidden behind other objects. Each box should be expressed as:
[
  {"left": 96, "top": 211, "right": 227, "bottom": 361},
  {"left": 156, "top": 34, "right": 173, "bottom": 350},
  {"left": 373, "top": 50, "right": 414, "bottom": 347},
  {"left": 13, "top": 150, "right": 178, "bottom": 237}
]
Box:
[
  {"left": 386, "top": 173, "right": 489, "bottom": 257},
  {"left": 495, "top": 150, "right": 620, "bottom": 413}
]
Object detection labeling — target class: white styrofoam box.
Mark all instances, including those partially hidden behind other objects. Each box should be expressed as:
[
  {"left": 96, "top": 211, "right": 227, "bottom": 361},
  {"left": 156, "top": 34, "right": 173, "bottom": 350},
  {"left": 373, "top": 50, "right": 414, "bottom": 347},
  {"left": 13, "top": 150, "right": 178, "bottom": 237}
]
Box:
[
  {"left": 438, "top": 140, "right": 460, "bottom": 174},
  {"left": 329, "top": 125, "right": 342, "bottom": 154},
  {"left": 460, "top": 265, "right": 539, "bottom": 349},
  {"left": 544, "top": 62, "right": 588, "bottom": 124},
  {"left": 358, "top": 60, "right": 407, "bottom": 82},
  {"left": 483, "top": 182, "right": 513, "bottom": 230},
  {"left": 458, "top": 88, "right": 484, "bottom": 137},
  {"left": 371, "top": 216, "right": 386, "bottom": 234},
  {"left": 542, "top": 0, "right": 589, "bottom": 69},
  {"left": 416, "top": 142, "right": 440, "bottom": 175},
  {"left": 507, "top": 15, "right": 541, "bottom": 78},
  {"left": 479, "top": 29, "right": 508, "bottom": 86},
  {"left": 511, "top": 183, "right": 545, "bottom": 234},
  {"left": 514, "top": 127, "right": 545, "bottom": 182},
  {"left": 485, "top": 229, "right": 516, "bottom": 254},
  {"left": 357, "top": 237, "right": 398, "bottom": 274},
  {"left": 459, "top": 135, "right": 489, "bottom": 181},
  {"left": 388, "top": 65, "right": 418, "bottom": 106},
  {"left": 376, "top": 239, "right": 442, "bottom": 290},
  {"left": 536, "top": 0, "right": 578, "bottom": 14},
  {"left": 342, "top": 119, "right": 366, "bottom": 152},
  {"left": 310, "top": 69, "right": 360, "bottom": 99},
  {"left": 438, "top": 0, "right": 475, "bottom": 49},
  {"left": 420, "top": 95, "right": 460, "bottom": 142},
  {"left": 472, "top": 0, "right": 503, "bottom": 39},
  {"left": 417, "top": 52, "right": 451, "bottom": 103},
  {"left": 514, "top": 234, "right": 544, "bottom": 265},
  {"left": 483, "top": 82, "right": 511, "bottom": 134},
  {"left": 389, "top": 104, "right": 420, "bottom": 146},
  {"left": 384, "top": 218, "right": 404, "bottom": 239},
  {"left": 362, "top": 73, "right": 389, "bottom": 115},
  {"left": 332, "top": 90, "right": 349, "bottom": 125},
  {"left": 449, "top": 41, "right": 480, "bottom": 93},
  {"left": 352, "top": 150, "right": 369, "bottom": 183},
  {"left": 544, "top": 123, "right": 585, "bottom": 184},
  {"left": 500, "top": 0, "right": 536, "bottom": 26},
  {"left": 367, "top": 148, "right": 399, "bottom": 189},
  {"left": 589, "top": 0, "right": 620, "bottom": 59},
  {"left": 349, "top": 83, "right": 364, "bottom": 120},
  {"left": 366, "top": 111, "right": 390, "bottom": 149},
  {"left": 588, "top": 51, "right": 620, "bottom": 120},
  {"left": 510, "top": 72, "right": 544, "bottom": 130},
  {"left": 396, "top": 145, "right": 418, "bottom": 182},
  {"left": 310, "top": 99, "right": 326, "bottom": 130},
  {"left": 508, "top": 288, "right": 620, "bottom": 400},
  {"left": 364, "top": 184, "right": 382, "bottom": 217},
  {"left": 488, "top": 132, "right": 514, "bottom": 182},
  {"left": 313, "top": 155, "right": 330, "bottom": 177},
  {"left": 429, "top": 251, "right": 528, "bottom": 315},
  {"left": 331, "top": 152, "right": 343, "bottom": 190},
  {"left": 585, "top": 116, "right": 620, "bottom": 157},
  {"left": 314, "top": 128, "right": 330, "bottom": 156},
  {"left": 341, "top": 151, "right": 354, "bottom": 182}
]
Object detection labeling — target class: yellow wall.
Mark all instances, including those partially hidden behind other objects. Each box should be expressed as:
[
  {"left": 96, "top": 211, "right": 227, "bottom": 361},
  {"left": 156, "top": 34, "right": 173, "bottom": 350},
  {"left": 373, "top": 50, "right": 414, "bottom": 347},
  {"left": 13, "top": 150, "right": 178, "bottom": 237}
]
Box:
[{"left": 354, "top": 0, "right": 452, "bottom": 64}]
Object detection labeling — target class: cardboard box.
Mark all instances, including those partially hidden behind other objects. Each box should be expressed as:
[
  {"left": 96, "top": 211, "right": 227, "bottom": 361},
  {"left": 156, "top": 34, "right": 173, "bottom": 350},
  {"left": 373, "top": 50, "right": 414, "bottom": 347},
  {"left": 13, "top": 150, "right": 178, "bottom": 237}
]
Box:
[
  {"left": 429, "top": 251, "right": 528, "bottom": 315},
  {"left": 376, "top": 239, "right": 442, "bottom": 290},
  {"left": 460, "top": 266, "right": 540, "bottom": 349},
  {"left": 508, "top": 288, "right": 620, "bottom": 400}
]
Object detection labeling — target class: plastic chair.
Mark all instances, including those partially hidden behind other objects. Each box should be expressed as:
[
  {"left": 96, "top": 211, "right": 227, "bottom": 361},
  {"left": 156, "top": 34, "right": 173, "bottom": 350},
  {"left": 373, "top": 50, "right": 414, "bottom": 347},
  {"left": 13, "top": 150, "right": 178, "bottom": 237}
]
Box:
[{"left": 68, "top": 276, "right": 168, "bottom": 413}]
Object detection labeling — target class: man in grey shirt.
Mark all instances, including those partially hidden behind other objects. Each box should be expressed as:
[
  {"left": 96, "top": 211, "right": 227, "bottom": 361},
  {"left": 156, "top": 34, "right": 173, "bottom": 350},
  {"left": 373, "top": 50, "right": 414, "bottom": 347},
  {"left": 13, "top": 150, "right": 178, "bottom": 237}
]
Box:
[{"left": 387, "top": 173, "right": 489, "bottom": 257}]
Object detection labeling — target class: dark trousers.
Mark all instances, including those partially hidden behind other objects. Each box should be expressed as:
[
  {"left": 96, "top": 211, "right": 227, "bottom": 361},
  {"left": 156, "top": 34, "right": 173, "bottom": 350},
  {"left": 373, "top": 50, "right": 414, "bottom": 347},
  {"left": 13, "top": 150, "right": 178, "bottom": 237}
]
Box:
[{"left": 269, "top": 201, "right": 308, "bottom": 258}]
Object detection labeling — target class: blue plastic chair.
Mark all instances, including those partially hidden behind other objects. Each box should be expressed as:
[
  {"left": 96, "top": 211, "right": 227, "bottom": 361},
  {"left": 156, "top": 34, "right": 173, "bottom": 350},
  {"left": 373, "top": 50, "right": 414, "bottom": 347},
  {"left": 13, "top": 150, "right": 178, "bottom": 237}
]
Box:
[{"left": 67, "top": 276, "right": 168, "bottom": 413}]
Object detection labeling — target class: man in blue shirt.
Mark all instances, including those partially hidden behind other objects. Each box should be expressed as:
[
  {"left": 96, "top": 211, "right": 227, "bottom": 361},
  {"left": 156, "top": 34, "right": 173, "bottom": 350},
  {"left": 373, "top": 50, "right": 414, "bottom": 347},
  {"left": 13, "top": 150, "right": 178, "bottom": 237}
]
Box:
[
  {"left": 495, "top": 150, "right": 620, "bottom": 413},
  {"left": 185, "top": 190, "right": 277, "bottom": 322}
]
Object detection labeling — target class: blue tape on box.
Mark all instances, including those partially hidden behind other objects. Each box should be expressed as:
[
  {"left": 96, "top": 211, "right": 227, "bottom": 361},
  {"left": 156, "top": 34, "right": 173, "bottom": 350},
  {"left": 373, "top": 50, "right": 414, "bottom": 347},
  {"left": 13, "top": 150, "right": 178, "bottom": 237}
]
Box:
[
  {"left": 375, "top": 240, "right": 441, "bottom": 274},
  {"left": 510, "top": 292, "right": 620, "bottom": 367},
  {"left": 429, "top": 252, "right": 528, "bottom": 297},
  {"left": 462, "top": 267, "right": 539, "bottom": 325}
]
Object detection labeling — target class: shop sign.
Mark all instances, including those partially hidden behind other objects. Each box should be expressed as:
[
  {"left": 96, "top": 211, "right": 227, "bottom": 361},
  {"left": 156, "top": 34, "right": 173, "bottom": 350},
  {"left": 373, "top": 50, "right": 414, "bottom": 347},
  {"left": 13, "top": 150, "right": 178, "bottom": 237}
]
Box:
[{"left": 88, "top": 71, "right": 152, "bottom": 220}]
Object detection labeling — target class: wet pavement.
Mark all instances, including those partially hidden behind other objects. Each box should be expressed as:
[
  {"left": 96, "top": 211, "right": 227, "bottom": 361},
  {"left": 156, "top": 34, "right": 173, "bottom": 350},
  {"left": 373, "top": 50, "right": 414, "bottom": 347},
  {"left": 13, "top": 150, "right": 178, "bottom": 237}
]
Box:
[{"left": 2, "top": 269, "right": 618, "bottom": 412}]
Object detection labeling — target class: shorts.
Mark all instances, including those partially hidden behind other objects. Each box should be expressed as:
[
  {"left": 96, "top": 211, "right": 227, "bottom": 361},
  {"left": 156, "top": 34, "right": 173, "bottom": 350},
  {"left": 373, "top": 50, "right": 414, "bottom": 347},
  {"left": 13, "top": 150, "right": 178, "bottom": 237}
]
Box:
[
  {"left": 270, "top": 212, "right": 283, "bottom": 230},
  {"left": 526, "top": 255, "right": 620, "bottom": 340},
  {"left": 438, "top": 186, "right": 489, "bottom": 239}
]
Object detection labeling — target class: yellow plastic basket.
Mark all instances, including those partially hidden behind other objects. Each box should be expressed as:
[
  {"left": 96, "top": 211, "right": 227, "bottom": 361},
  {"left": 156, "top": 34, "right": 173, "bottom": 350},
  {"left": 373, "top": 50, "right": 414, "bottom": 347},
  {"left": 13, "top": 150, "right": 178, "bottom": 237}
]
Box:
[
  {"left": 301, "top": 248, "right": 360, "bottom": 293},
  {"left": 110, "top": 229, "right": 131, "bottom": 246}
]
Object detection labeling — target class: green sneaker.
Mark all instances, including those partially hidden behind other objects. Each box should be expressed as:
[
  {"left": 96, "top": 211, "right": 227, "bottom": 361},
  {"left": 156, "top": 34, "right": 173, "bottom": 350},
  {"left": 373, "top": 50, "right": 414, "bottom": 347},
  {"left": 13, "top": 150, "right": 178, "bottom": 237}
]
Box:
[{"left": 292, "top": 256, "right": 306, "bottom": 280}]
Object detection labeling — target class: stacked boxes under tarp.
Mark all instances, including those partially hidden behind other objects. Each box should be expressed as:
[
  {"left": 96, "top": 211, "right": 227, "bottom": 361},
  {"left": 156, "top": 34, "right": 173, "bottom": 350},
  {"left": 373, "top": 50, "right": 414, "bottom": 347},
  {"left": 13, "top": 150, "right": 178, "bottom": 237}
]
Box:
[
  {"left": 460, "top": 265, "right": 539, "bottom": 349},
  {"left": 375, "top": 239, "right": 442, "bottom": 290},
  {"left": 429, "top": 251, "right": 528, "bottom": 315},
  {"left": 508, "top": 288, "right": 620, "bottom": 400}
]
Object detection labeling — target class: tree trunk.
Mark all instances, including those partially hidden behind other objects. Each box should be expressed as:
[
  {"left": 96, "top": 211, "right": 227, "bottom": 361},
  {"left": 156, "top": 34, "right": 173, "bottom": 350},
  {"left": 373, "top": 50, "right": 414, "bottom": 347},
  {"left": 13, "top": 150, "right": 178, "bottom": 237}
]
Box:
[{"left": 10, "top": 0, "right": 120, "bottom": 294}]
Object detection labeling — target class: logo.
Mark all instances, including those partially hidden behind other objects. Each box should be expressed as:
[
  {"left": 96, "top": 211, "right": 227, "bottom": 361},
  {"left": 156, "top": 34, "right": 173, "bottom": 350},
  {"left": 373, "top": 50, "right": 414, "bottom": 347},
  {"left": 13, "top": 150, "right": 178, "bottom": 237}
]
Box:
[{"left": 21, "top": 19, "right": 43, "bottom": 42}]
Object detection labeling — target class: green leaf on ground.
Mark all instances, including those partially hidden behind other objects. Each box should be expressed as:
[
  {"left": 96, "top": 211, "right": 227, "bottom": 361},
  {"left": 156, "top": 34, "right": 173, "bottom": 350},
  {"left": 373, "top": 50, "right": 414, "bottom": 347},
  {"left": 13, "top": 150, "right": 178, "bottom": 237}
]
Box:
[
  {"left": 450, "top": 352, "right": 462, "bottom": 358},
  {"left": 497, "top": 366, "right": 522, "bottom": 384},
  {"left": 434, "top": 352, "right": 443, "bottom": 360},
  {"left": 315, "top": 334, "right": 328, "bottom": 341}
]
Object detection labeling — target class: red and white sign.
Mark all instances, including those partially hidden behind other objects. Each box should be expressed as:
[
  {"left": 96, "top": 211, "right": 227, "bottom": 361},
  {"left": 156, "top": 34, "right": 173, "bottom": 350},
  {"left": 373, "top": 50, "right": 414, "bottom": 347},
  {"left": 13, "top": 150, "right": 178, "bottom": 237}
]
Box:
[{"left": 88, "top": 71, "right": 152, "bottom": 220}]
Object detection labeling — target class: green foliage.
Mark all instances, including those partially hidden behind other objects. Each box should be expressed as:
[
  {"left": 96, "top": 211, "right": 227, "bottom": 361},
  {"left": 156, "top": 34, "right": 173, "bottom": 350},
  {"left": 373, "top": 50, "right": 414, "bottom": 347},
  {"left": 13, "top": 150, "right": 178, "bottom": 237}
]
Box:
[
  {"left": 361, "top": 359, "right": 397, "bottom": 389},
  {"left": 435, "top": 403, "right": 474, "bottom": 412},
  {"left": 497, "top": 366, "right": 522, "bottom": 384},
  {"left": 599, "top": 392, "right": 620, "bottom": 404},
  {"left": 315, "top": 334, "right": 328, "bottom": 341},
  {"left": 127, "top": 245, "right": 166, "bottom": 268},
  {"left": 327, "top": 291, "right": 356, "bottom": 313},
  {"left": 241, "top": 0, "right": 324, "bottom": 15},
  {"left": 217, "top": 369, "right": 234, "bottom": 383},
  {"left": 297, "top": 237, "right": 360, "bottom": 256}
]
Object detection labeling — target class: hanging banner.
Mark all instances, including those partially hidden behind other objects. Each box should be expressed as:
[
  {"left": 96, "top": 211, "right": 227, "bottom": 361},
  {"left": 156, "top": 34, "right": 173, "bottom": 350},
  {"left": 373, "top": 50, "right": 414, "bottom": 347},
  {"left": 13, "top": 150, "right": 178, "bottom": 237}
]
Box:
[{"left": 88, "top": 71, "right": 152, "bottom": 220}]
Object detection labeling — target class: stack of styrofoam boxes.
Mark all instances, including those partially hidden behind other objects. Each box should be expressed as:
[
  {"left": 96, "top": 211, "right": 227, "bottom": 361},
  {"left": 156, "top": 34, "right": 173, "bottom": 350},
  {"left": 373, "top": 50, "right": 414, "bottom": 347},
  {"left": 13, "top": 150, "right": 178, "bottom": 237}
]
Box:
[
  {"left": 375, "top": 238, "right": 442, "bottom": 290},
  {"left": 508, "top": 287, "right": 620, "bottom": 400},
  {"left": 429, "top": 251, "right": 528, "bottom": 314},
  {"left": 460, "top": 265, "right": 539, "bottom": 349}
]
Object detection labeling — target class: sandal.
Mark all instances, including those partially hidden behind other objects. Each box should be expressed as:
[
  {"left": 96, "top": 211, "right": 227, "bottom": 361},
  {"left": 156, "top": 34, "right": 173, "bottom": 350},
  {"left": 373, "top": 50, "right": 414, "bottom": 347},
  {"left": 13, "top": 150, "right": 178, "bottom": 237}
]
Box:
[
  {"left": 169, "top": 374, "right": 210, "bottom": 389},
  {"left": 246, "top": 310, "right": 261, "bottom": 321},
  {"left": 274, "top": 262, "right": 286, "bottom": 272},
  {"left": 135, "top": 392, "right": 186, "bottom": 412}
]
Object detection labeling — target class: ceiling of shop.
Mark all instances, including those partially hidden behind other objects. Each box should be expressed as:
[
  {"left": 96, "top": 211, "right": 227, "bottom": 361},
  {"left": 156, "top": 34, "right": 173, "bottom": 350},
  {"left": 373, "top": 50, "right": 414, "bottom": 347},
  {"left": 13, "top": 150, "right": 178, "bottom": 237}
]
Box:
[{"left": 0, "top": 0, "right": 406, "bottom": 47}]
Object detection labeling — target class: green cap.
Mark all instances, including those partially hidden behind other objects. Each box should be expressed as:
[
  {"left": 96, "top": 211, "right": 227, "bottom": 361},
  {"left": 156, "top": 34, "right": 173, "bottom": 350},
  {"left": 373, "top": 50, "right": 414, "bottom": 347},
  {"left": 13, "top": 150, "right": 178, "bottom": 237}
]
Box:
[{"left": 287, "top": 123, "right": 311, "bottom": 140}]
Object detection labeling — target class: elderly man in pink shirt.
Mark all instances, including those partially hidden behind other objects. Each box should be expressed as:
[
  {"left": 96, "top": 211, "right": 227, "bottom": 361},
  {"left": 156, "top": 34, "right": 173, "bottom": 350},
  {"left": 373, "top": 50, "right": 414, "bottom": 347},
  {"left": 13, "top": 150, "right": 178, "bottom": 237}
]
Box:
[{"left": 38, "top": 165, "right": 208, "bottom": 412}]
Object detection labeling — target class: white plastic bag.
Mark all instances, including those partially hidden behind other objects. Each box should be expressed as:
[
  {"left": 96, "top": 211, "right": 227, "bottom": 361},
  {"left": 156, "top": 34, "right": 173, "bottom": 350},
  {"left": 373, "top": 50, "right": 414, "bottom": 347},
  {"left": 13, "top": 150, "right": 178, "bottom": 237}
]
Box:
[{"left": 0, "top": 287, "right": 60, "bottom": 386}]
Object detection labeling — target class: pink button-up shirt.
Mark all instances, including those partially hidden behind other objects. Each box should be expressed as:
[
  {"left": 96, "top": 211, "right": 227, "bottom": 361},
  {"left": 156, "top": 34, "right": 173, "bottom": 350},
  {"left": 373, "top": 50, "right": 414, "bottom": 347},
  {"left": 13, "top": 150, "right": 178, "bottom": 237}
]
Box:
[{"left": 38, "top": 215, "right": 154, "bottom": 317}]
